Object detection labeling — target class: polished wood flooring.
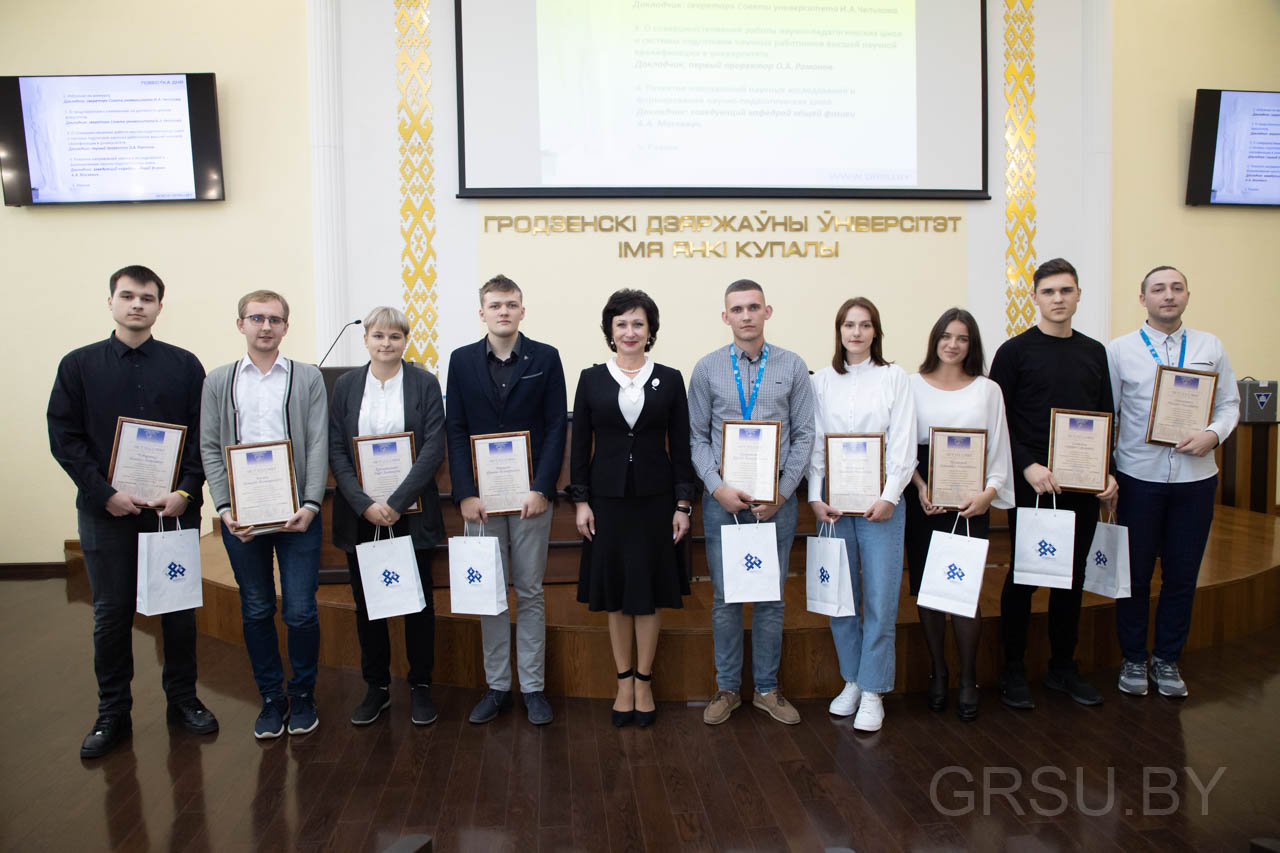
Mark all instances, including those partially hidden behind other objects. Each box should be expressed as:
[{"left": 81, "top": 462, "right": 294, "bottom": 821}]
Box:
[{"left": 4, "top": 575, "right": 1280, "bottom": 852}]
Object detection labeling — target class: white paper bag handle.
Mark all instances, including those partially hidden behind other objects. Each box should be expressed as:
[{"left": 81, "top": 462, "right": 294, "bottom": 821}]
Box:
[
  {"left": 1033, "top": 492, "right": 1058, "bottom": 511},
  {"left": 949, "top": 513, "right": 970, "bottom": 538},
  {"left": 1100, "top": 510, "right": 1115, "bottom": 524},
  {"left": 463, "top": 520, "right": 487, "bottom": 537},
  {"left": 157, "top": 515, "right": 184, "bottom": 533}
]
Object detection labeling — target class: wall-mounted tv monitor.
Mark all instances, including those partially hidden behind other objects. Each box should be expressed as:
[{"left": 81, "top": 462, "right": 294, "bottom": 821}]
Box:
[
  {"left": 1186, "top": 88, "right": 1280, "bottom": 207},
  {"left": 0, "top": 73, "right": 224, "bottom": 206}
]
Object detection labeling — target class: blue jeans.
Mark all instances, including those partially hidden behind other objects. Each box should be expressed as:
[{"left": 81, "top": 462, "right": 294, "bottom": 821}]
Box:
[
  {"left": 828, "top": 501, "right": 905, "bottom": 694},
  {"left": 221, "top": 519, "right": 322, "bottom": 701},
  {"left": 702, "top": 493, "right": 798, "bottom": 693},
  {"left": 1115, "top": 472, "right": 1217, "bottom": 663}
]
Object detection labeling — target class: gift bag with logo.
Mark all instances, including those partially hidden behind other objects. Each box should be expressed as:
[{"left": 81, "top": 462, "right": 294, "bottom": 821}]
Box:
[
  {"left": 1013, "top": 494, "right": 1076, "bottom": 589},
  {"left": 357, "top": 526, "right": 426, "bottom": 620},
  {"left": 806, "top": 522, "right": 855, "bottom": 617},
  {"left": 137, "top": 517, "right": 203, "bottom": 615},
  {"left": 1083, "top": 512, "right": 1131, "bottom": 599},
  {"left": 721, "top": 519, "right": 782, "bottom": 603},
  {"left": 448, "top": 522, "right": 508, "bottom": 615},
  {"left": 917, "top": 515, "right": 990, "bottom": 618}
]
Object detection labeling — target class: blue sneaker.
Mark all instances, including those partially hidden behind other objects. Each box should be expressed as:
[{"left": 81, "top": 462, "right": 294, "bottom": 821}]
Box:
[
  {"left": 288, "top": 694, "right": 319, "bottom": 735},
  {"left": 468, "top": 688, "right": 512, "bottom": 724},
  {"left": 523, "top": 690, "right": 553, "bottom": 726},
  {"left": 254, "top": 697, "right": 289, "bottom": 739}
]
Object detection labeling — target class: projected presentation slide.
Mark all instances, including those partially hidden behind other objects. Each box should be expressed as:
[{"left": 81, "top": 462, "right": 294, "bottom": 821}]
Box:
[
  {"left": 1211, "top": 91, "right": 1280, "bottom": 205},
  {"left": 19, "top": 74, "right": 196, "bottom": 203},
  {"left": 459, "top": 0, "right": 985, "bottom": 196}
]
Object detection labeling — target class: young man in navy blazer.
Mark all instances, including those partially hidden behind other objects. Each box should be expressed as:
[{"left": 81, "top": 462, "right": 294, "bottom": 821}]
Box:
[{"left": 445, "top": 275, "right": 567, "bottom": 725}]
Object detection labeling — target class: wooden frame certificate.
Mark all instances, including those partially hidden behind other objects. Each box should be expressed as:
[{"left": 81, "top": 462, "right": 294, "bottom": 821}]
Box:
[
  {"left": 353, "top": 432, "right": 421, "bottom": 514},
  {"left": 1146, "top": 365, "right": 1219, "bottom": 447},
  {"left": 107, "top": 417, "right": 186, "bottom": 503},
  {"left": 721, "top": 420, "right": 781, "bottom": 505},
  {"left": 927, "top": 428, "right": 987, "bottom": 510},
  {"left": 471, "top": 431, "right": 533, "bottom": 516},
  {"left": 225, "top": 440, "right": 298, "bottom": 531},
  {"left": 1048, "top": 409, "right": 1111, "bottom": 494},
  {"left": 825, "top": 433, "right": 885, "bottom": 514}
]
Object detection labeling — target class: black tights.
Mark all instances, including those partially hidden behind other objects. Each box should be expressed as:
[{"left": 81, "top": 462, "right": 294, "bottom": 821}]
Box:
[{"left": 918, "top": 604, "right": 982, "bottom": 703}]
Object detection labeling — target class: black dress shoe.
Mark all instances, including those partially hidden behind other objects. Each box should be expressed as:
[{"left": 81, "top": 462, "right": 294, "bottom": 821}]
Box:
[
  {"left": 999, "top": 662, "right": 1036, "bottom": 710},
  {"left": 612, "top": 669, "right": 634, "bottom": 728},
  {"left": 956, "top": 681, "right": 979, "bottom": 722},
  {"left": 633, "top": 671, "right": 656, "bottom": 728},
  {"left": 167, "top": 698, "right": 219, "bottom": 734},
  {"left": 927, "top": 670, "right": 948, "bottom": 712},
  {"left": 81, "top": 713, "right": 131, "bottom": 759}
]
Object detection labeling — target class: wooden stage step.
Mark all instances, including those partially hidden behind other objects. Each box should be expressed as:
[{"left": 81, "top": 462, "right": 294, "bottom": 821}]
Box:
[{"left": 66, "top": 504, "right": 1279, "bottom": 702}]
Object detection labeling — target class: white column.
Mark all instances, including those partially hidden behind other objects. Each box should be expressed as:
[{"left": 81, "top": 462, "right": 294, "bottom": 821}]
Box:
[{"left": 307, "top": 0, "right": 355, "bottom": 365}]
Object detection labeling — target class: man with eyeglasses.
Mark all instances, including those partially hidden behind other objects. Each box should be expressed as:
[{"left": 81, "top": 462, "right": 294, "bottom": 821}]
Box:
[
  {"left": 200, "top": 290, "right": 329, "bottom": 738},
  {"left": 48, "top": 264, "right": 219, "bottom": 759}
]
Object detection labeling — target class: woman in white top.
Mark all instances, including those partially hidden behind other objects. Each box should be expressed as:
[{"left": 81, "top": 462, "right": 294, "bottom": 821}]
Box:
[
  {"left": 809, "top": 297, "right": 917, "bottom": 732},
  {"left": 905, "top": 307, "right": 1013, "bottom": 722}
]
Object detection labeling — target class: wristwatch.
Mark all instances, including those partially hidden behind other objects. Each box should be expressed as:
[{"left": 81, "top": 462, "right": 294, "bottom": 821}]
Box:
[{"left": 674, "top": 505, "right": 692, "bottom": 515}]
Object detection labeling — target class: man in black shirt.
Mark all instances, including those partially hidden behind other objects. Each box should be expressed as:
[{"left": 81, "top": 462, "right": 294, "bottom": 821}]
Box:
[
  {"left": 990, "top": 257, "right": 1118, "bottom": 710},
  {"left": 48, "top": 265, "right": 218, "bottom": 759}
]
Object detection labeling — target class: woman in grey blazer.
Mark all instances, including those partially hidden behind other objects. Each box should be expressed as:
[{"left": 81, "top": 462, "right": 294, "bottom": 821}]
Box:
[{"left": 329, "top": 306, "right": 446, "bottom": 727}]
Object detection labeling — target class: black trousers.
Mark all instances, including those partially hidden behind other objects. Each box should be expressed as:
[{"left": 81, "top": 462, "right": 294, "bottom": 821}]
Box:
[
  {"left": 1000, "top": 481, "right": 1100, "bottom": 668},
  {"left": 345, "top": 520, "right": 436, "bottom": 687},
  {"left": 78, "top": 509, "right": 200, "bottom": 714}
]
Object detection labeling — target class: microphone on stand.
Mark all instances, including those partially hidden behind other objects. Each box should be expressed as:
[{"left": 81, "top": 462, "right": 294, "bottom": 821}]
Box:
[{"left": 319, "top": 319, "right": 362, "bottom": 367}]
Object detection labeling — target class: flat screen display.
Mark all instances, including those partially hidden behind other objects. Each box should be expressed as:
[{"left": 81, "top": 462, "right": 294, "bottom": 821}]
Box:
[
  {"left": 1186, "top": 89, "right": 1280, "bottom": 207},
  {"left": 0, "top": 73, "right": 224, "bottom": 206}
]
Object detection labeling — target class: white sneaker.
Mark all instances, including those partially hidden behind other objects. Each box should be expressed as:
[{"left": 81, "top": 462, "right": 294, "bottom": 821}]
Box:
[
  {"left": 828, "top": 681, "right": 862, "bottom": 716},
  {"left": 853, "top": 692, "right": 884, "bottom": 732}
]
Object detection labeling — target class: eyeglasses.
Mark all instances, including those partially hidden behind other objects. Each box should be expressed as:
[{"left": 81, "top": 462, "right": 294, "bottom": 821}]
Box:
[{"left": 243, "top": 314, "right": 287, "bottom": 327}]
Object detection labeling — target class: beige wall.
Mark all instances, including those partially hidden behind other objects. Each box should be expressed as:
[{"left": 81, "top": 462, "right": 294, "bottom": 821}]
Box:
[
  {"left": 1, "top": 0, "right": 313, "bottom": 562},
  {"left": 1111, "top": 0, "right": 1280, "bottom": 376}
]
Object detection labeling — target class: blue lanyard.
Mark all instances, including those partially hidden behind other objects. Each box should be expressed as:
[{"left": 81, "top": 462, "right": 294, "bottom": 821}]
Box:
[
  {"left": 731, "top": 343, "right": 769, "bottom": 419},
  {"left": 1139, "top": 328, "right": 1186, "bottom": 367}
]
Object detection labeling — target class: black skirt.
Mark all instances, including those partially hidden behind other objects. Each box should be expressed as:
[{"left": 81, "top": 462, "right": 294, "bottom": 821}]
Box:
[
  {"left": 576, "top": 488, "right": 690, "bottom": 614},
  {"left": 904, "top": 443, "right": 990, "bottom": 595}
]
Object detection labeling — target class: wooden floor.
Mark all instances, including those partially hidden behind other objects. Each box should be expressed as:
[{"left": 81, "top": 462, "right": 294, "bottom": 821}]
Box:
[{"left": 4, "top": 575, "right": 1280, "bottom": 852}]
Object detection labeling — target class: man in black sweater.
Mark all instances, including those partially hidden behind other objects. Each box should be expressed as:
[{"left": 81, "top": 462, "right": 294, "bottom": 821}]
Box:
[{"left": 989, "top": 257, "right": 1118, "bottom": 709}]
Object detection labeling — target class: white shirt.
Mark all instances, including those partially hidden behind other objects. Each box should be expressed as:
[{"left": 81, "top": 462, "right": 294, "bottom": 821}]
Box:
[
  {"left": 235, "top": 353, "right": 289, "bottom": 443},
  {"left": 909, "top": 373, "right": 1015, "bottom": 509},
  {"left": 358, "top": 365, "right": 406, "bottom": 436},
  {"left": 808, "top": 359, "right": 917, "bottom": 504},
  {"left": 1108, "top": 322, "right": 1239, "bottom": 483},
  {"left": 606, "top": 358, "right": 654, "bottom": 429}
]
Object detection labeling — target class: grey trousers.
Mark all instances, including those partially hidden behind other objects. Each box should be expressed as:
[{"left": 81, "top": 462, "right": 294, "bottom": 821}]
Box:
[{"left": 480, "top": 508, "right": 553, "bottom": 692}]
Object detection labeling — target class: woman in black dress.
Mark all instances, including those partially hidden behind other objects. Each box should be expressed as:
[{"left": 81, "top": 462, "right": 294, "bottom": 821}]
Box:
[{"left": 571, "top": 289, "right": 695, "bottom": 727}]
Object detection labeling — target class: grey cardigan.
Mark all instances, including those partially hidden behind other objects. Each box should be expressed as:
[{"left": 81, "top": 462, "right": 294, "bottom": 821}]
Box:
[{"left": 200, "top": 357, "right": 329, "bottom": 517}]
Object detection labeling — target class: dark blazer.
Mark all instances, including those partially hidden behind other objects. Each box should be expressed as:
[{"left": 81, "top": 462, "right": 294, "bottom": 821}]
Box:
[
  {"left": 569, "top": 362, "right": 696, "bottom": 503},
  {"left": 445, "top": 333, "right": 568, "bottom": 501},
  {"left": 329, "top": 361, "right": 446, "bottom": 552}
]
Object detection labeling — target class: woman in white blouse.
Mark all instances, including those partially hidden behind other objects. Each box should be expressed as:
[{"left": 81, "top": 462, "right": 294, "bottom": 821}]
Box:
[
  {"left": 905, "top": 307, "right": 1013, "bottom": 722},
  {"left": 808, "top": 297, "right": 917, "bottom": 732},
  {"left": 329, "top": 306, "right": 447, "bottom": 728}
]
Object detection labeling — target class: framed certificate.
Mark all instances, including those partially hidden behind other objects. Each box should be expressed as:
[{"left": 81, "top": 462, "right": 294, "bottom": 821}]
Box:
[
  {"left": 1048, "top": 409, "right": 1112, "bottom": 494},
  {"left": 1146, "top": 365, "right": 1219, "bottom": 447},
  {"left": 353, "top": 432, "right": 422, "bottom": 514},
  {"left": 225, "top": 440, "right": 299, "bottom": 531},
  {"left": 825, "top": 433, "right": 885, "bottom": 514},
  {"left": 927, "top": 428, "right": 987, "bottom": 510},
  {"left": 471, "top": 431, "right": 533, "bottom": 516},
  {"left": 107, "top": 417, "right": 186, "bottom": 503},
  {"left": 721, "top": 420, "right": 781, "bottom": 505}
]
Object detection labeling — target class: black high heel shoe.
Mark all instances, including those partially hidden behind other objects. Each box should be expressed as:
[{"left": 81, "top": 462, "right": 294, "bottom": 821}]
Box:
[
  {"left": 612, "top": 670, "right": 635, "bottom": 728},
  {"left": 634, "top": 671, "right": 656, "bottom": 728},
  {"left": 957, "top": 680, "right": 979, "bottom": 722},
  {"left": 927, "top": 669, "right": 949, "bottom": 712}
]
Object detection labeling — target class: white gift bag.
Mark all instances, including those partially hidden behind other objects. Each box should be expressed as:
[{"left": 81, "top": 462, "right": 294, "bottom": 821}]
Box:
[
  {"left": 1083, "top": 512, "right": 1131, "bottom": 599},
  {"left": 806, "top": 523, "right": 855, "bottom": 617},
  {"left": 916, "top": 515, "right": 990, "bottom": 618},
  {"left": 1013, "top": 494, "right": 1076, "bottom": 589},
  {"left": 137, "top": 517, "right": 203, "bottom": 616},
  {"left": 448, "top": 523, "right": 508, "bottom": 615},
  {"left": 357, "top": 526, "right": 427, "bottom": 620},
  {"left": 720, "top": 519, "right": 782, "bottom": 604}
]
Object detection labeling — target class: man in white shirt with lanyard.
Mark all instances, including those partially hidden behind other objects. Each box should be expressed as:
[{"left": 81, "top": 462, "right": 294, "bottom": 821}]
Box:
[{"left": 1107, "top": 265, "right": 1238, "bottom": 698}]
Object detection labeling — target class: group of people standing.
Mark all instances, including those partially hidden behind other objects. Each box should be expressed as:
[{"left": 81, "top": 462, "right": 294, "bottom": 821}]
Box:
[{"left": 48, "top": 257, "right": 1236, "bottom": 760}]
